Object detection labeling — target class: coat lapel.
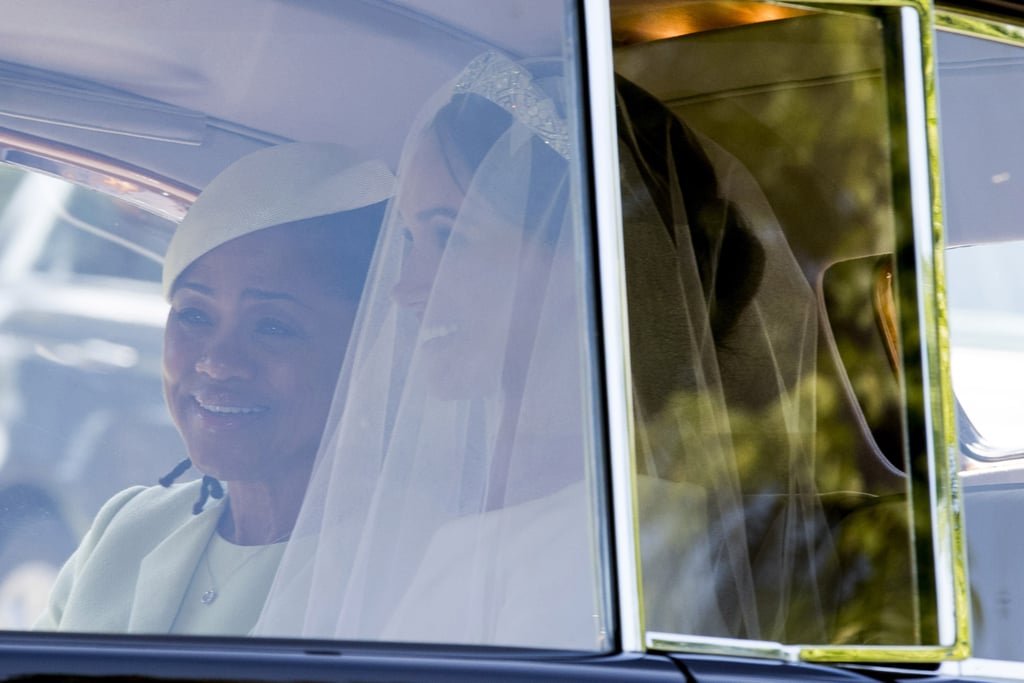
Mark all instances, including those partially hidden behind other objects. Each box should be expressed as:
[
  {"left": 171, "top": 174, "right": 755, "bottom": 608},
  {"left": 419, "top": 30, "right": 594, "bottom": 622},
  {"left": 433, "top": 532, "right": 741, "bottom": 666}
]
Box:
[{"left": 127, "top": 496, "right": 224, "bottom": 633}]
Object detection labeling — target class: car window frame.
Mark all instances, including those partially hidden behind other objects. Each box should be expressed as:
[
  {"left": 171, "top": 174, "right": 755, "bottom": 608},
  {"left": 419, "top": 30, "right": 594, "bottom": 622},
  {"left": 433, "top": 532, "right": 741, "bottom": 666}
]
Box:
[
  {"left": 0, "top": 0, "right": 980, "bottom": 675},
  {"left": 584, "top": 0, "right": 967, "bottom": 664}
]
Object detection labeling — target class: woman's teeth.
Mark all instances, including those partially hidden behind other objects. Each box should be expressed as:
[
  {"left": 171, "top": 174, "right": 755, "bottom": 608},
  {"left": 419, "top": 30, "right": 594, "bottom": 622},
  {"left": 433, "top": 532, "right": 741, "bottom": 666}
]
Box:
[{"left": 195, "top": 398, "right": 267, "bottom": 415}]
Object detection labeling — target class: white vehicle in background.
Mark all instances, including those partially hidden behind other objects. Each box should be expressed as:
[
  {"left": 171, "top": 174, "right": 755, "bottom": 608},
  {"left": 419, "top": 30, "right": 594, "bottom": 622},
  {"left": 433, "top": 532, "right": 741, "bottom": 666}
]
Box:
[{"left": 0, "top": 168, "right": 179, "bottom": 627}]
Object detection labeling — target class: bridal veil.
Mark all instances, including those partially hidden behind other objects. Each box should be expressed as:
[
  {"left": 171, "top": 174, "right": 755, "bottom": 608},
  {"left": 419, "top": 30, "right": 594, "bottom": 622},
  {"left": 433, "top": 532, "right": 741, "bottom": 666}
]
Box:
[{"left": 256, "top": 50, "right": 833, "bottom": 648}]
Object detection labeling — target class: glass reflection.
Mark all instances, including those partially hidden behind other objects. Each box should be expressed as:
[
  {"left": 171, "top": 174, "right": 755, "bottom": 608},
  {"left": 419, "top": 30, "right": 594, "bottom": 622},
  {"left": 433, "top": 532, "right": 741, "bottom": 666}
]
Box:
[{"left": 614, "top": 1, "right": 928, "bottom": 646}]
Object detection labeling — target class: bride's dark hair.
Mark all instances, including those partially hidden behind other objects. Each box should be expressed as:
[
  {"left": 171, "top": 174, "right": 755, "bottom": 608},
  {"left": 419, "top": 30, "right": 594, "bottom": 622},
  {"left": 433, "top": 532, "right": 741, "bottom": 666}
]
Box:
[
  {"left": 431, "top": 91, "right": 568, "bottom": 248},
  {"left": 428, "top": 71, "right": 768, "bottom": 420},
  {"left": 619, "top": 74, "right": 768, "bottom": 418},
  {"left": 616, "top": 74, "right": 765, "bottom": 349}
]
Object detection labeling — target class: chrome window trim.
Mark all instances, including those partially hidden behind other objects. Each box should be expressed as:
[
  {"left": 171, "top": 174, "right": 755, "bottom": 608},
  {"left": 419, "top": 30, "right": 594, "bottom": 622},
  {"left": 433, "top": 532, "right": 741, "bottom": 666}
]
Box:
[
  {"left": 582, "top": 0, "right": 645, "bottom": 654},
  {"left": 801, "top": 2, "right": 968, "bottom": 661},
  {"left": 646, "top": 632, "right": 799, "bottom": 662},
  {"left": 0, "top": 129, "right": 196, "bottom": 220},
  {"left": 901, "top": 5, "right": 960, "bottom": 650}
]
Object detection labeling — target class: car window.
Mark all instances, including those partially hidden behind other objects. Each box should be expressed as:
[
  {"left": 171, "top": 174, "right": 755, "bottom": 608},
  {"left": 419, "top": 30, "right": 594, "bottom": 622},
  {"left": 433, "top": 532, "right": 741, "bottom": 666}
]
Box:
[
  {"left": 0, "top": 0, "right": 609, "bottom": 651},
  {"left": 947, "top": 242, "right": 1024, "bottom": 453},
  {"left": 938, "top": 28, "right": 1024, "bottom": 460},
  {"left": 0, "top": 166, "right": 179, "bottom": 629},
  {"left": 936, "top": 20, "right": 1024, "bottom": 663},
  {"left": 0, "top": 0, "right": 965, "bottom": 669},
  {"left": 613, "top": 0, "right": 943, "bottom": 650},
  {"left": 0, "top": 172, "right": 166, "bottom": 283}
]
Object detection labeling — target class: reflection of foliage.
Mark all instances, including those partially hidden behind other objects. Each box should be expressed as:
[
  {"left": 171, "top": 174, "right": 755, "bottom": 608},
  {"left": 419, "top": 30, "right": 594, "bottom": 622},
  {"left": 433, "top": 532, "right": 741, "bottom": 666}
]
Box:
[
  {"left": 666, "top": 12, "right": 898, "bottom": 268},
  {"left": 624, "top": 7, "right": 939, "bottom": 646},
  {"left": 829, "top": 493, "right": 917, "bottom": 644},
  {"left": 638, "top": 377, "right": 919, "bottom": 645}
]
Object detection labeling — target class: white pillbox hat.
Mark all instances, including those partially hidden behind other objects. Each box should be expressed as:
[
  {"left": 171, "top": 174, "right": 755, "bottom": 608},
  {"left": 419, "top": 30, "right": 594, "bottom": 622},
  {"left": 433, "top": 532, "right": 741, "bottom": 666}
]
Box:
[{"left": 162, "top": 142, "right": 395, "bottom": 299}]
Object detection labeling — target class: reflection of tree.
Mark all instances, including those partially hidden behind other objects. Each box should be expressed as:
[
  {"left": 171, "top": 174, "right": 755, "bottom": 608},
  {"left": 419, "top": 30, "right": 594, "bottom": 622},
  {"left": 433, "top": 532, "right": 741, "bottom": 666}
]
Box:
[
  {"left": 623, "top": 8, "right": 935, "bottom": 646},
  {"left": 640, "top": 379, "right": 919, "bottom": 645}
]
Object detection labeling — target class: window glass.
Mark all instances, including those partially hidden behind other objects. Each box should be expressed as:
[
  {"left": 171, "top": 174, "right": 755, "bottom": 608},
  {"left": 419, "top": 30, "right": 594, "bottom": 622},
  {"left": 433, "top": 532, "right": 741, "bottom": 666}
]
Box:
[
  {"left": 939, "top": 30, "right": 1024, "bottom": 458},
  {"left": 0, "top": 167, "right": 178, "bottom": 629},
  {"left": 0, "top": 0, "right": 607, "bottom": 650},
  {"left": 947, "top": 242, "right": 1024, "bottom": 453},
  {"left": 34, "top": 188, "right": 164, "bottom": 282},
  {"left": 613, "top": 0, "right": 936, "bottom": 646},
  {"left": 937, "top": 25, "right": 1024, "bottom": 662}
]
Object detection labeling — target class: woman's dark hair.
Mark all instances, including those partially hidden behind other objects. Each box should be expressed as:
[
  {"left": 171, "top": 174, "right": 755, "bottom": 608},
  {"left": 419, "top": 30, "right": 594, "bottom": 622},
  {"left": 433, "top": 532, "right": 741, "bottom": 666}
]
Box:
[
  {"left": 616, "top": 74, "right": 767, "bottom": 414},
  {"left": 292, "top": 200, "right": 388, "bottom": 303},
  {"left": 616, "top": 75, "right": 764, "bottom": 341},
  {"left": 430, "top": 92, "right": 568, "bottom": 247}
]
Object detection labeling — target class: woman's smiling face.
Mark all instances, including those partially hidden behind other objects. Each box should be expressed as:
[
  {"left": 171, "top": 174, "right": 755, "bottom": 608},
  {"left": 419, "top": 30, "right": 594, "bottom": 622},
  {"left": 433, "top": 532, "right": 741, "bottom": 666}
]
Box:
[
  {"left": 391, "top": 129, "right": 524, "bottom": 399},
  {"left": 163, "top": 223, "right": 357, "bottom": 484}
]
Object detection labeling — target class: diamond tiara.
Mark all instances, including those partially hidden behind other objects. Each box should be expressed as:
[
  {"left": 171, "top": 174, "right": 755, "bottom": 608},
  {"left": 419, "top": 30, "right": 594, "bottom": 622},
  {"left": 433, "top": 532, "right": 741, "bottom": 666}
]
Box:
[{"left": 453, "top": 51, "right": 570, "bottom": 160}]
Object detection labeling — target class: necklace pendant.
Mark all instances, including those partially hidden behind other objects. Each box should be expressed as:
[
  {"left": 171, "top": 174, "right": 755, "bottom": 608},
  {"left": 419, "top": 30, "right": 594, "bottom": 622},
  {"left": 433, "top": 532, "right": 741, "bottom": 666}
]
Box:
[{"left": 201, "top": 589, "right": 217, "bottom": 605}]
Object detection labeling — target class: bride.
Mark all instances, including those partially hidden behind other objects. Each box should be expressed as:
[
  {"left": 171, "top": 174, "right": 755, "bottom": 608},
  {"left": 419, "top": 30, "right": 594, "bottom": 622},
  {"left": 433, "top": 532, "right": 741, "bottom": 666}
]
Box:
[
  {"left": 257, "top": 52, "right": 606, "bottom": 648},
  {"left": 257, "top": 50, "right": 832, "bottom": 648}
]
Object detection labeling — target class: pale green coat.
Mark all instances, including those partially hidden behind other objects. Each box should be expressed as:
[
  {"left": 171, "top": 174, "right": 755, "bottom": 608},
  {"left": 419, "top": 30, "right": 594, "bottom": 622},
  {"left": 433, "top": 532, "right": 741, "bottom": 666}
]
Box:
[{"left": 35, "top": 480, "right": 226, "bottom": 633}]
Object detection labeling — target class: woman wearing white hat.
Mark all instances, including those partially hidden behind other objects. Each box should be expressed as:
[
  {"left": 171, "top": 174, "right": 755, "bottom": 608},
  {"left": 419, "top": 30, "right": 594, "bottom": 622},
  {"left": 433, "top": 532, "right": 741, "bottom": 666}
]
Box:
[{"left": 35, "top": 142, "right": 394, "bottom": 635}]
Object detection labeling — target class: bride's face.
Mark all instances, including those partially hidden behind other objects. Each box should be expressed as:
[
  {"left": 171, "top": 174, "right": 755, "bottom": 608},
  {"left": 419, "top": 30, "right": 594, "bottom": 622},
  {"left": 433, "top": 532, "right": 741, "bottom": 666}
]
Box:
[{"left": 392, "top": 130, "right": 527, "bottom": 399}]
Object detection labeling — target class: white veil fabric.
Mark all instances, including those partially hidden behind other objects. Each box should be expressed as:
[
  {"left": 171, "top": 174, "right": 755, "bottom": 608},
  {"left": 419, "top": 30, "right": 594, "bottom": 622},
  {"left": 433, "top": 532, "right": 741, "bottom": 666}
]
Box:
[
  {"left": 615, "top": 75, "right": 835, "bottom": 643},
  {"left": 256, "top": 52, "right": 606, "bottom": 649},
  {"left": 255, "top": 52, "right": 836, "bottom": 648}
]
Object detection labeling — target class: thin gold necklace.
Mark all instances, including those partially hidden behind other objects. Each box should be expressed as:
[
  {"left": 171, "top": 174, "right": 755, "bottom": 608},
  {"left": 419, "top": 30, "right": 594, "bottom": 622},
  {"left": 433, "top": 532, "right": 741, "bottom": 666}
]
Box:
[{"left": 199, "top": 533, "right": 288, "bottom": 606}]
